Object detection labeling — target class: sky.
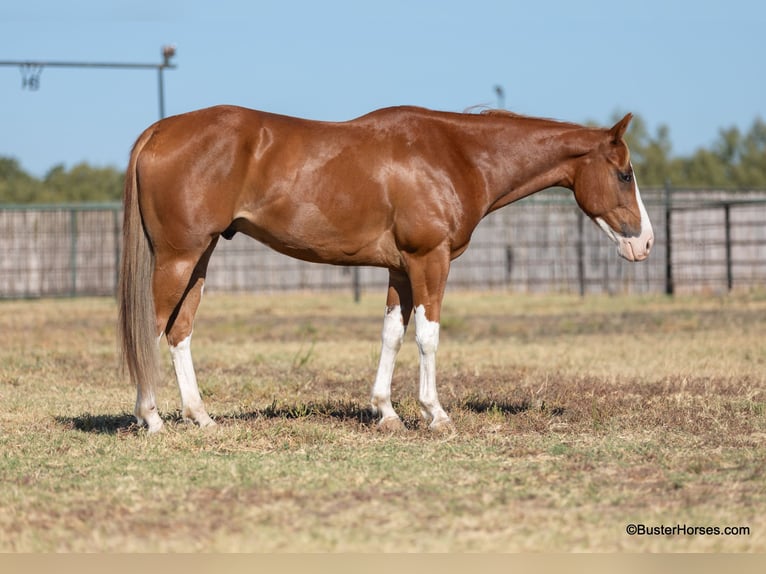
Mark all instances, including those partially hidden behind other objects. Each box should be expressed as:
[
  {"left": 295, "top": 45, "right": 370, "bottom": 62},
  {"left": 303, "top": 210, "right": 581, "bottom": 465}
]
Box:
[{"left": 1, "top": 0, "right": 764, "bottom": 177}]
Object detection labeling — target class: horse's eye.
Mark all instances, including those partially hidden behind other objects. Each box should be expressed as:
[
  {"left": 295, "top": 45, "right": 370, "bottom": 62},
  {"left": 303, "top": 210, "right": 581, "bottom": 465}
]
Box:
[{"left": 618, "top": 171, "right": 633, "bottom": 184}]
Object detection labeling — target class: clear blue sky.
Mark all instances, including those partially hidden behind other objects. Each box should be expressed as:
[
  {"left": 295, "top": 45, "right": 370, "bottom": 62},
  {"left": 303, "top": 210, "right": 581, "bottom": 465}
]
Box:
[{"left": 1, "top": 0, "right": 763, "bottom": 177}]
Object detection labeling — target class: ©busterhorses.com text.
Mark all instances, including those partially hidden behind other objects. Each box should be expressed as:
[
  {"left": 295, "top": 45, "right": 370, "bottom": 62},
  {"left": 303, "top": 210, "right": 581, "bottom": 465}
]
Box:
[{"left": 625, "top": 523, "right": 750, "bottom": 537}]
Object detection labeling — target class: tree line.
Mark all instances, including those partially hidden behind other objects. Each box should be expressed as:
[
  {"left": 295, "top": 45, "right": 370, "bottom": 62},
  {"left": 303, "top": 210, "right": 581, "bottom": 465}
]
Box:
[
  {"left": 1, "top": 113, "right": 765, "bottom": 204},
  {"left": 0, "top": 159, "right": 123, "bottom": 204},
  {"left": 621, "top": 114, "right": 766, "bottom": 189}
]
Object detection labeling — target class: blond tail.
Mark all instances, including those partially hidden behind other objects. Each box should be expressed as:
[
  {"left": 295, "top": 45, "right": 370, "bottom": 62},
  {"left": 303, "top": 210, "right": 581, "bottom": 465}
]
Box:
[{"left": 118, "top": 131, "right": 161, "bottom": 424}]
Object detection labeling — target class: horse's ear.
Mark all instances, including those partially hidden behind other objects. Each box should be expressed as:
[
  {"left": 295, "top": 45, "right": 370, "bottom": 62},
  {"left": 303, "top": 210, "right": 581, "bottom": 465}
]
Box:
[{"left": 609, "top": 113, "right": 633, "bottom": 144}]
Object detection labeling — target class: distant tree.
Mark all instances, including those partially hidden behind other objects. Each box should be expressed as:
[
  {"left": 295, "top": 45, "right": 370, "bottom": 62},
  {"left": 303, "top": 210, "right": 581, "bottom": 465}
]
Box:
[
  {"left": 616, "top": 113, "right": 766, "bottom": 188},
  {"left": 0, "top": 159, "right": 124, "bottom": 204},
  {"left": 672, "top": 118, "right": 766, "bottom": 188},
  {"left": 0, "top": 157, "right": 45, "bottom": 203},
  {"left": 675, "top": 149, "right": 729, "bottom": 187},
  {"left": 732, "top": 117, "right": 766, "bottom": 187},
  {"left": 618, "top": 113, "right": 674, "bottom": 186},
  {"left": 43, "top": 163, "right": 124, "bottom": 202}
]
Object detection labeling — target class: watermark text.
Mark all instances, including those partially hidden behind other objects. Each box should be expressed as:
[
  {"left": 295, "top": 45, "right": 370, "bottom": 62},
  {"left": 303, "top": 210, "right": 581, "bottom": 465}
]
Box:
[{"left": 626, "top": 523, "right": 750, "bottom": 537}]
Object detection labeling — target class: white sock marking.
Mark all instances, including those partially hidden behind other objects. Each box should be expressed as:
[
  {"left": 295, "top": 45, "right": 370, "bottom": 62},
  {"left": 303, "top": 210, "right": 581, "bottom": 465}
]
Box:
[
  {"left": 414, "top": 305, "right": 449, "bottom": 426},
  {"left": 169, "top": 333, "right": 213, "bottom": 425},
  {"left": 371, "top": 305, "right": 405, "bottom": 422}
]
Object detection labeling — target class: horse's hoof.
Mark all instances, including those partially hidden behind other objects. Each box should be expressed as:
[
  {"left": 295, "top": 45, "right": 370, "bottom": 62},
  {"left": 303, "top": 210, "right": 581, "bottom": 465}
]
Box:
[
  {"left": 377, "top": 417, "right": 406, "bottom": 433},
  {"left": 428, "top": 418, "right": 455, "bottom": 434},
  {"left": 199, "top": 417, "right": 217, "bottom": 430},
  {"left": 183, "top": 409, "right": 216, "bottom": 429},
  {"left": 139, "top": 413, "right": 164, "bottom": 434}
]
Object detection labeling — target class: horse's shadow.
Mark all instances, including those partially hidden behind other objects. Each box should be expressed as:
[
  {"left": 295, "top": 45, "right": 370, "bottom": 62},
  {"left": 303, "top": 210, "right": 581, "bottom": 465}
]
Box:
[
  {"left": 56, "top": 412, "right": 138, "bottom": 435},
  {"left": 55, "top": 399, "right": 376, "bottom": 435},
  {"left": 229, "top": 399, "right": 375, "bottom": 424},
  {"left": 461, "top": 397, "right": 533, "bottom": 416},
  {"left": 460, "top": 397, "right": 565, "bottom": 417},
  {"left": 57, "top": 397, "right": 563, "bottom": 435}
]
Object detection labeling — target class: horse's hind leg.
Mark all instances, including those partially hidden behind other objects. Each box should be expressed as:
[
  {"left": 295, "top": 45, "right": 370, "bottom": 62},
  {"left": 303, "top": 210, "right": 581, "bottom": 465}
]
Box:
[{"left": 153, "top": 238, "right": 219, "bottom": 428}]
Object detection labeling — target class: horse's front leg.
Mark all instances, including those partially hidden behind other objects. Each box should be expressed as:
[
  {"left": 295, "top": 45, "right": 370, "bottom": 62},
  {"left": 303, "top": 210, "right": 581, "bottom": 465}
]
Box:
[
  {"left": 413, "top": 304, "right": 451, "bottom": 431},
  {"left": 406, "top": 251, "right": 453, "bottom": 432},
  {"left": 371, "top": 270, "right": 412, "bottom": 431}
]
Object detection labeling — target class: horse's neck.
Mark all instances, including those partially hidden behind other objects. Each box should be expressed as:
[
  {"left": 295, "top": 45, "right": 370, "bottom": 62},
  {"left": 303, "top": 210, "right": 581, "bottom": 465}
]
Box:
[{"left": 464, "top": 117, "right": 598, "bottom": 215}]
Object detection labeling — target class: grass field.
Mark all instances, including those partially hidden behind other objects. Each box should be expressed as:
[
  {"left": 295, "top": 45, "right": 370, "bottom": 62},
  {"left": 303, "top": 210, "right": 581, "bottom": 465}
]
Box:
[{"left": 1, "top": 289, "right": 765, "bottom": 552}]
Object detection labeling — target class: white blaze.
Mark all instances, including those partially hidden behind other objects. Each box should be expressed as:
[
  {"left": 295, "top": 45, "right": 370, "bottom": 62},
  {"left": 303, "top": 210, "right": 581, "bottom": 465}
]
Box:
[{"left": 595, "top": 170, "right": 654, "bottom": 262}]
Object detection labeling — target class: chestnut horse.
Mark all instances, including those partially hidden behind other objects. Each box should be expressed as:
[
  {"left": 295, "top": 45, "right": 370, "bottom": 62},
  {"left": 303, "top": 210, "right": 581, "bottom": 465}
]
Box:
[{"left": 118, "top": 105, "right": 654, "bottom": 433}]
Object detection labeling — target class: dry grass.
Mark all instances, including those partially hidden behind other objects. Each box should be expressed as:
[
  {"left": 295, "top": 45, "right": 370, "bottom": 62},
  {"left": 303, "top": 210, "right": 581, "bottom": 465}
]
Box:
[{"left": 1, "top": 290, "right": 765, "bottom": 552}]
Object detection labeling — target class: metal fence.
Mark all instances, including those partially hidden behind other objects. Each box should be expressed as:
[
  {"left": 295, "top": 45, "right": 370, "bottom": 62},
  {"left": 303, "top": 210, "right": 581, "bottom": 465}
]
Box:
[{"left": 2, "top": 188, "right": 766, "bottom": 299}]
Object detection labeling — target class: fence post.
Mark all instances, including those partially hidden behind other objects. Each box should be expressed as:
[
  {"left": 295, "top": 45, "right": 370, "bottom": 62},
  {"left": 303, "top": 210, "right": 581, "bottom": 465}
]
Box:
[
  {"left": 113, "top": 207, "right": 121, "bottom": 297},
  {"left": 724, "top": 202, "right": 733, "bottom": 292},
  {"left": 70, "top": 208, "right": 78, "bottom": 297},
  {"left": 352, "top": 267, "right": 361, "bottom": 303},
  {"left": 664, "top": 181, "right": 674, "bottom": 296},
  {"left": 576, "top": 210, "right": 585, "bottom": 296}
]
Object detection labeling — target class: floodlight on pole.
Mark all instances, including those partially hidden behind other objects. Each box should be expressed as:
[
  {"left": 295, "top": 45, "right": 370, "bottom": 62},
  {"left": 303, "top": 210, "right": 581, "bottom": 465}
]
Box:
[{"left": 0, "top": 45, "right": 178, "bottom": 119}]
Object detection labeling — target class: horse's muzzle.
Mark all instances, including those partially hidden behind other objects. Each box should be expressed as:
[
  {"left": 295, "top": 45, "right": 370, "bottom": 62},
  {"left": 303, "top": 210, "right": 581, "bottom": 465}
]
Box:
[
  {"left": 595, "top": 216, "right": 654, "bottom": 262},
  {"left": 616, "top": 228, "right": 654, "bottom": 262}
]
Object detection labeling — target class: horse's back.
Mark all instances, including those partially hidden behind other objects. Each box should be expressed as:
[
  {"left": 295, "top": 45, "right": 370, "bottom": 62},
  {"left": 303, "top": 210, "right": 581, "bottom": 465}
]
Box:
[{"left": 129, "top": 104, "right": 482, "bottom": 266}]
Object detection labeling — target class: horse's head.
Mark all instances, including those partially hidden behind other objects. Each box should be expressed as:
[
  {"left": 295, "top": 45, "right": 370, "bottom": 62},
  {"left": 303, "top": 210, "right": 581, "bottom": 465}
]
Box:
[{"left": 570, "top": 114, "right": 654, "bottom": 262}]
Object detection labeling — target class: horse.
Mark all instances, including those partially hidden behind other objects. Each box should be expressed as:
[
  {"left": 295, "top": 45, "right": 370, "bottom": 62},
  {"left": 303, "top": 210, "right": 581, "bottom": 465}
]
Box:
[{"left": 118, "top": 105, "right": 654, "bottom": 434}]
